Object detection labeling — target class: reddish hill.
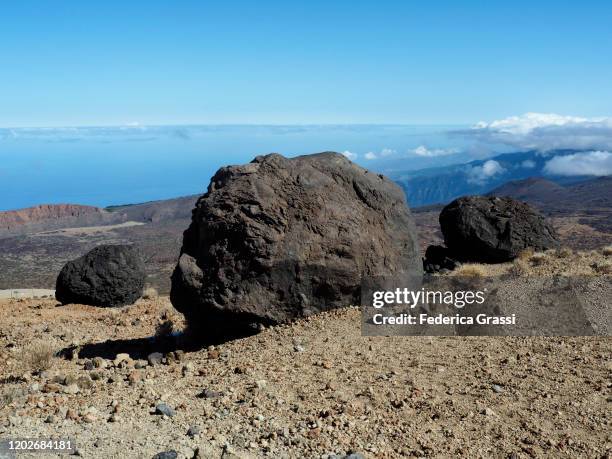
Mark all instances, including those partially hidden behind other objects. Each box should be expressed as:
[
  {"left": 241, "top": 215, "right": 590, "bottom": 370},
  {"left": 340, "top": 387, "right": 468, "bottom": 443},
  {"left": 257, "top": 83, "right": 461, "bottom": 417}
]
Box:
[{"left": 0, "top": 204, "right": 125, "bottom": 236}]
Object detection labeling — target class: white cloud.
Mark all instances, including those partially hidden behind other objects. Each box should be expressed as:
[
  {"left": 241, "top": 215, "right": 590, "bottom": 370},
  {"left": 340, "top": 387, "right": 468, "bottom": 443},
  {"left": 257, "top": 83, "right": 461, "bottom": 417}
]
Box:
[
  {"left": 543, "top": 151, "right": 612, "bottom": 176},
  {"left": 380, "top": 148, "right": 395, "bottom": 157},
  {"left": 412, "top": 145, "right": 458, "bottom": 157},
  {"left": 467, "top": 160, "right": 506, "bottom": 184},
  {"left": 521, "top": 159, "right": 536, "bottom": 168},
  {"left": 464, "top": 113, "right": 612, "bottom": 151},
  {"left": 364, "top": 152, "right": 377, "bottom": 160},
  {"left": 341, "top": 150, "right": 358, "bottom": 160}
]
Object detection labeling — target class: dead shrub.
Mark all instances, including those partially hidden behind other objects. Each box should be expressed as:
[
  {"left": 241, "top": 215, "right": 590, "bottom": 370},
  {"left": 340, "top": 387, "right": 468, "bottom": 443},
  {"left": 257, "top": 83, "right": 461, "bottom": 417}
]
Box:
[
  {"left": 592, "top": 261, "right": 612, "bottom": 274},
  {"left": 454, "top": 264, "right": 486, "bottom": 278},
  {"left": 529, "top": 252, "right": 549, "bottom": 266},
  {"left": 142, "top": 287, "right": 159, "bottom": 300},
  {"left": 155, "top": 319, "right": 174, "bottom": 337},
  {"left": 22, "top": 340, "right": 56, "bottom": 372},
  {"left": 517, "top": 248, "right": 535, "bottom": 261},
  {"left": 556, "top": 247, "right": 573, "bottom": 258}
]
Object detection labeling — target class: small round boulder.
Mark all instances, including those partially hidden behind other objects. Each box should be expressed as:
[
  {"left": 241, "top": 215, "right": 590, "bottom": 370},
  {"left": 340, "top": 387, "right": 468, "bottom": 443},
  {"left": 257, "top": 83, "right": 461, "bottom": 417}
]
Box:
[
  {"left": 439, "top": 196, "right": 559, "bottom": 263},
  {"left": 56, "top": 244, "right": 145, "bottom": 307}
]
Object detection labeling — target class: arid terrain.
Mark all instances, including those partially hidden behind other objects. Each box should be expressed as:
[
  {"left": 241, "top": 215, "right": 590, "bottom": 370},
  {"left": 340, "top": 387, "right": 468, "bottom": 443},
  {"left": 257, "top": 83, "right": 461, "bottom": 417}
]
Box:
[{"left": 0, "top": 249, "right": 611, "bottom": 458}]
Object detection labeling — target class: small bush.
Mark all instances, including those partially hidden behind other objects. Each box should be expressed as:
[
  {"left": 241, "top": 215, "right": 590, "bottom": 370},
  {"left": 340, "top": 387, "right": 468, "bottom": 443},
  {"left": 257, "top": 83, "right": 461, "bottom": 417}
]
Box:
[
  {"left": 155, "top": 319, "right": 174, "bottom": 337},
  {"left": 556, "top": 247, "right": 573, "bottom": 258},
  {"left": 592, "top": 261, "right": 612, "bottom": 274},
  {"left": 454, "top": 264, "right": 486, "bottom": 278},
  {"left": 510, "top": 258, "right": 529, "bottom": 277},
  {"left": 603, "top": 245, "right": 612, "bottom": 257},
  {"left": 142, "top": 287, "right": 159, "bottom": 300},
  {"left": 22, "top": 340, "right": 56, "bottom": 372},
  {"left": 529, "top": 252, "right": 549, "bottom": 266},
  {"left": 517, "top": 248, "right": 535, "bottom": 261}
]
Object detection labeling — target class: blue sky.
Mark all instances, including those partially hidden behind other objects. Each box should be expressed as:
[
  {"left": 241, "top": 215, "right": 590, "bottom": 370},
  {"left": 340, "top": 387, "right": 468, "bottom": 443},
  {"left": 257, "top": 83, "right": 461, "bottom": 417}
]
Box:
[{"left": 1, "top": 1, "right": 611, "bottom": 127}]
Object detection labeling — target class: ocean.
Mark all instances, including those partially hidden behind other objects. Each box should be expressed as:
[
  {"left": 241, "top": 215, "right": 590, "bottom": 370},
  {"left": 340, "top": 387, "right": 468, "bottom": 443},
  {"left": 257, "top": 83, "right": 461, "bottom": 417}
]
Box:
[{"left": 0, "top": 124, "right": 472, "bottom": 211}]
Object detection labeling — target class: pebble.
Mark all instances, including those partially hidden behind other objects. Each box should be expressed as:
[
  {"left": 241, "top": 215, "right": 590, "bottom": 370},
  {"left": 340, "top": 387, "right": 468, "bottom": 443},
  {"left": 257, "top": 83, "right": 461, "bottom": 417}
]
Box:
[
  {"left": 492, "top": 384, "right": 504, "bottom": 394},
  {"left": 114, "top": 353, "right": 131, "bottom": 365},
  {"left": 82, "top": 413, "right": 96, "bottom": 423},
  {"left": 294, "top": 344, "right": 305, "bottom": 352},
  {"left": 92, "top": 357, "right": 107, "bottom": 369},
  {"left": 198, "top": 388, "right": 222, "bottom": 399},
  {"left": 482, "top": 407, "right": 497, "bottom": 416},
  {"left": 63, "top": 384, "right": 80, "bottom": 395},
  {"left": 128, "top": 371, "right": 142, "bottom": 385},
  {"left": 152, "top": 451, "right": 178, "bottom": 459},
  {"left": 187, "top": 425, "right": 200, "bottom": 438},
  {"left": 134, "top": 360, "right": 148, "bottom": 369},
  {"left": 148, "top": 352, "right": 164, "bottom": 366},
  {"left": 155, "top": 403, "right": 176, "bottom": 417}
]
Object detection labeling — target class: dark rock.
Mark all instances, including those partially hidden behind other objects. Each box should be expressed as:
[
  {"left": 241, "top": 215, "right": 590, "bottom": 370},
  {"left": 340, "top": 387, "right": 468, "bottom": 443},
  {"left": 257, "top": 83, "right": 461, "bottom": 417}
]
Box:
[
  {"left": 439, "top": 196, "right": 559, "bottom": 263},
  {"left": 187, "top": 425, "right": 201, "bottom": 437},
  {"left": 197, "top": 388, "right": 222, "bottom": 399},
  {"left": 147, "top": 352, "right": 164, "bottom": 366},
  {"left": 55, "top": 245, "right": 145, "bottom": 307},
  {"left": 423, "top": 245, "right": 459, "bottom": 273},
  {"left": 170, "top": 152, "right": 421, "bottom": 333},
  {"left": 155, "top": 403, "right": 175, "bottom": 417},
  {"left": 152, "top": 452, "right": 178, "bottom": 459}
]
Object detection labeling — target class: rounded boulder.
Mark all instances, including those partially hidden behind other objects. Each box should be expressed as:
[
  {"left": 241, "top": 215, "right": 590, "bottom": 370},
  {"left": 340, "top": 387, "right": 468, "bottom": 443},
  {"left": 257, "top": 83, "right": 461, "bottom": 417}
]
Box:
[
  {"left": 56, "top": 244, "right": 145, "bottom": 307},
  {"left": 439, "top": 195, "right": 559, "bottom": 263}
]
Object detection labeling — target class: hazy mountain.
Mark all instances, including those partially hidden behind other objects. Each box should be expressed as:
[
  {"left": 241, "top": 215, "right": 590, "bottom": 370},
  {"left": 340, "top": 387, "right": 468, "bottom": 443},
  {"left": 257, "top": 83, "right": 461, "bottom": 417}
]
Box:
[
  {"left": 488, "top": 176, "right": 612, "bottom": 214},
  {"left": 390, "top": 150, "right": 604, "bottom": 206}
]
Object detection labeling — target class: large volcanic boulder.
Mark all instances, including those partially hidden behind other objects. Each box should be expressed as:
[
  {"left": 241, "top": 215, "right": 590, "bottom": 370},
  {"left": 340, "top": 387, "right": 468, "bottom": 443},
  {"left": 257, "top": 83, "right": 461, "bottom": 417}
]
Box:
[
  {"left": 171, "top": 152, "right": 421, "bottom": 332},
  {"left": 439, "top": 196, "right": 559, "bottom": 263},
  {"left": 56, "top": 245, "right": 145, "bottom": 307}
]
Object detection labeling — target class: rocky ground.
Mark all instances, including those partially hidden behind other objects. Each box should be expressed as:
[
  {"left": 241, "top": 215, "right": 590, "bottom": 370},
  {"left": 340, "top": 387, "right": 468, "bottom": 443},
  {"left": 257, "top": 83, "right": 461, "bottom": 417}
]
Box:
[{"left": 0, "top": 279, "right": 610, "bottom": 458}]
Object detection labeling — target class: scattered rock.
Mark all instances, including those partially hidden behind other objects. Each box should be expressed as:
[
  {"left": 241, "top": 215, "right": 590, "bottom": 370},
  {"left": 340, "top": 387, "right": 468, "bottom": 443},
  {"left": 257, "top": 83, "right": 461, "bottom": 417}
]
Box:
[
  {"left": 152, "top": 451, "right": 178, "bottom": 459},
  {"left": 147, "top": 352, "right": 164, "bottom": 366},
  {"left": 55, "top": 244, "right": 146, "bottom": 307},
  {"left": 155, "top": 403, "right": 176, "bottom": 417},
  {"left": 187, "top": 425, "right": 201, "bottom": 438},
  {"left": 170, "top": 152, "right": 421, "bottom": 332},
  {"left": 439, "top": 196, "right": 559, "bottom": 263},
  {"left": 423, "top": 245, "right": 459, "bottom": 273},
  {"left": 197, "top": 388, "right": 222, "bottom": 399},
  {"left": 63, "top": 384, "right": 80, "bottom": 395},
  {"left": 92, "top": 357, "right": 107, "bottom": 369},
  {"left": 492, "top": 384, "right": 504, "bottom": 394}
]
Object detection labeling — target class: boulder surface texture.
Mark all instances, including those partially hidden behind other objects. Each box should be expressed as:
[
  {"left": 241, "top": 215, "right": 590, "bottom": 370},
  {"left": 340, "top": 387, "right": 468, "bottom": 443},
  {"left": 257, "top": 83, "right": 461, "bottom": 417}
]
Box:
[
  {"left": 56, "top": 244, "right": 145, "bottom": 307},
  {"left": 171, "top": 152, "right": 421, "bottom": 331},
  {"left": 439, "top": 196, "right": 559, "bottom": 263}
]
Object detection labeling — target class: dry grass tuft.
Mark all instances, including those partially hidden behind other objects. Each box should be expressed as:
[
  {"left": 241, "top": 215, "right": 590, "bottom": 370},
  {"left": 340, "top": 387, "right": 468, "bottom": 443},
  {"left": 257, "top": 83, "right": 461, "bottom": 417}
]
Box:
[
  {"left": 155, "top": 319, "right": 174, "bottom": 337},
  {"left": 592, "top": 261, "right": 612, "bottom": 274},
  {"left": 22, "top": 340, "right": 56, "bottom": 372},
  {"left": 453, "top": 264, "right": 486, "bottom": 278},
  {"left": 517, "top": 248, "right": 535, "bottom": 261},
  {"left": 555, "top": 247, "right": 573, "bottom": 258},
  {"left": 142, "top": 287, "right": 159, "bottom": 300},
  {"left": 603, "top": 245, "right": 612, "bottom": 257},
  {"left": 529, "top": 252, "right": 549, "bottom": 266}
]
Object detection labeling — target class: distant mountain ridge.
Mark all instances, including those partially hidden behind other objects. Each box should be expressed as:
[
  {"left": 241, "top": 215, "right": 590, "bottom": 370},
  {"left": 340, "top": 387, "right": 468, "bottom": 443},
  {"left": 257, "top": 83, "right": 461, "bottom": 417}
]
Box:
[
  {"left": 391, "top": 149, "right": 605, "bottom": 206},
  {"left": 0, "top": 195, "right": 199, "bottom": 238},
  {"left": 488, "top": 176, "right": 612, "bottom": 214},
  {"left": 0, "top": 204, "right": 123, "bottom": 237}
]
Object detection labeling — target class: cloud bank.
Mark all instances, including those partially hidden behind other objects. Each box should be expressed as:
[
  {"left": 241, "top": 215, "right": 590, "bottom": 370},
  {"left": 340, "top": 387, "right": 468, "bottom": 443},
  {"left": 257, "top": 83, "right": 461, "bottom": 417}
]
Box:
[
  {"left": 467, "top": 160, "right": 506, "bottom": 184},
  {"left": 543, "top": 151, "right": 612, "bottom": 176},
  {"left": 412, "top": 145, "right": 458, "bottom": 157},
  {"left": 461, "top": 113, "right": 612, "bottom": 151}
]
